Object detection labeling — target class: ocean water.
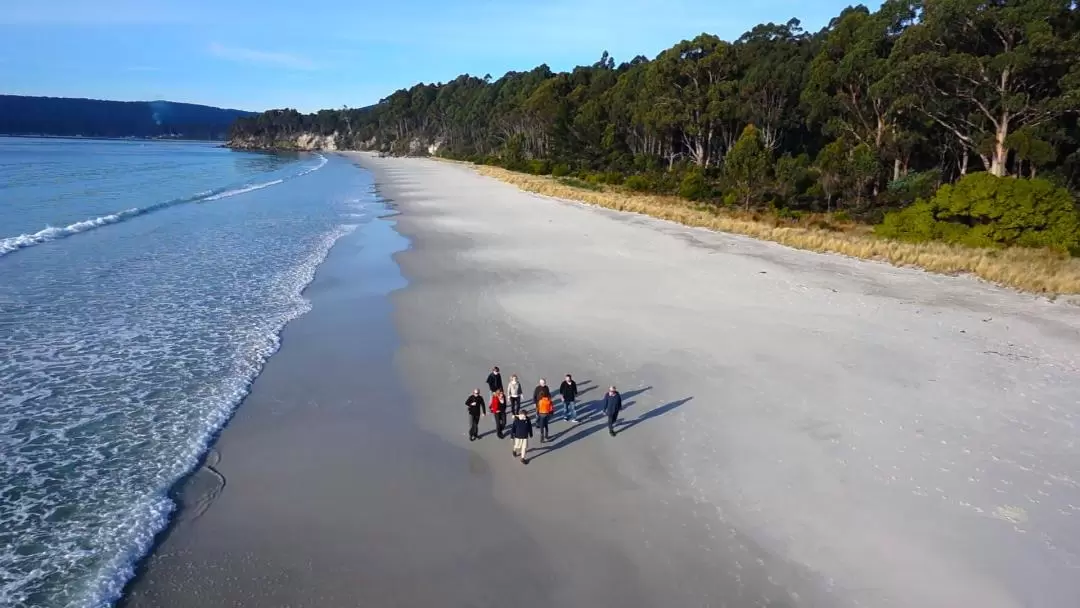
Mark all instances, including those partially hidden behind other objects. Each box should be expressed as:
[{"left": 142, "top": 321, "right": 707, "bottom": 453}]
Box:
[{"left": 0, "top": 137, "right": 376, "bottom": 607}]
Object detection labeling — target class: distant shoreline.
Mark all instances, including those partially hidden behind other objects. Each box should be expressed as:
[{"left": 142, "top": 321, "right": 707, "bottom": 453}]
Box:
[{"left": 0, "top": 134, "right": 225, "bottom": 143}]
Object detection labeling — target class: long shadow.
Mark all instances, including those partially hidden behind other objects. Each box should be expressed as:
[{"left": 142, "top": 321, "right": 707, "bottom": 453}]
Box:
[
  {"left": 619, "top": 386, "right": 653, "bottom": 409},
  {"left": 616, "top": 397, "right": 694, "bottom": 435},
  {"left": 584, "top": 386, "right": 652, "bottom": 418},
  {"left": 527, "top": 420, "right": 609, "bottom": 461},
  {"left": 561, "top": 399, "right": 634, "bottom": 428},
  {"left": 533, "top": 396, "right": 693, "bottom": 460},
  {"left": 575, "top": 385, "right": 598, "bottom": 399},
  {"left": 576, "top": 384, "right": 651, "bottom": 421}
]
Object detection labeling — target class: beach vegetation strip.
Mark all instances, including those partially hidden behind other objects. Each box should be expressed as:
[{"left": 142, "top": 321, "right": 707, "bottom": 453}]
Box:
[{"left": 474, "top": 164, "right": 1080, "bottom": 295}]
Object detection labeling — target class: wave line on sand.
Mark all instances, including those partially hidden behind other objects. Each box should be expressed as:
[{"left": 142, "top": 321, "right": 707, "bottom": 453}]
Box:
[{"left": 0, "top": 154, "right": 329, "bottom": 258}]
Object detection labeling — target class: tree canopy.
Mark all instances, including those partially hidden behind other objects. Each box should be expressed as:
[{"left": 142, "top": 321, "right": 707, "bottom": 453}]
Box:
[{"left": 230, "top": 0, "right": 1080, "bottom": 218}]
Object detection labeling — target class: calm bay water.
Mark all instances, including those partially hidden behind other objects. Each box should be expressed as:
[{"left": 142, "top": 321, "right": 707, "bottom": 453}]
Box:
[{"left": 0, "top": 138, "right": 375, "bottom": 607}]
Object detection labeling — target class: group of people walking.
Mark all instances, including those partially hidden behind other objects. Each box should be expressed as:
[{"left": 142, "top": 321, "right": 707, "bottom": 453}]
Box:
[{"left": 466, "top": 366, "right": 624, "bottom": 464}]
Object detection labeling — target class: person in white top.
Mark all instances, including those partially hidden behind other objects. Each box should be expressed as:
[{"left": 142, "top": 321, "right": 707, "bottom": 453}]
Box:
[{"left": 506, "top": 374, "right": 523, "bottom": 415}]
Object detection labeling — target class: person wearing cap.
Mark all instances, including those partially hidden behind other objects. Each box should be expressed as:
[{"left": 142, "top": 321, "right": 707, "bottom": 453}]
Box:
[
  {"left": 466, "top": 389, "right": 486, "bottom": 441},
  {"left": 486, "top": 366, "right": 504, "bottom": 399}
]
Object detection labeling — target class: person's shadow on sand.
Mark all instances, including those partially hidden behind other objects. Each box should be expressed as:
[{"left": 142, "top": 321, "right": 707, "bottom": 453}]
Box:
[
  {"left": 615, "top": 397, "right": 694, "bottom": 435},
  {"left": 530, "top": 395, "right": 691, "bottom": 461},
  {"left": 577, "top": 385, "right": 652, "bottom": 422}
]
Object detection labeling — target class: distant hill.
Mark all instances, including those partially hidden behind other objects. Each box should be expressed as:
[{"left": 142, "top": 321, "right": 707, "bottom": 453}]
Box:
[{"left": 0, "top": 95, "right": 256, "bottom": 140}]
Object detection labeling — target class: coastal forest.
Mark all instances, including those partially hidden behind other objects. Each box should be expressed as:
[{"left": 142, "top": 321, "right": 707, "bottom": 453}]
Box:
[
  {"left": 1, "top": 95, "right": 252, "bottom": 140},
  {"left": 229, "top": 0, "right": 1080, "bottom": 254}
]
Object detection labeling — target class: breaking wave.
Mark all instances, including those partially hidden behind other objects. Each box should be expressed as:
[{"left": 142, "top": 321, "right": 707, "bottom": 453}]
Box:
[{"left": 0, "top": 154, "right": 328, "bottom": 258}]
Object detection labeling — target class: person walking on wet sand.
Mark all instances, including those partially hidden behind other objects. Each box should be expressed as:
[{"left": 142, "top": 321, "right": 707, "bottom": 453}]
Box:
[
  {"left": 602, "top": 386, "right": 622, "bottom": 437},
  {"left": 466, "top": 389, "right": 486, "bottom": 441},
  {"left": 490, "top": 389, "right": 508, "bottom": 439},
  {"left": 507, "top": 374, "right": 523, "bottom": 415},
  {"left": 559, "top": 374, "right": 579, "bottom": 422},
  {"left": 533, "top": 379, "right": 553, "bottom": 442},
  {"left": 510, "top": 411, "right": 533, "bottom": 463},
  {"left": 486, "top": 366, "right": 503, "bottom": 399}
]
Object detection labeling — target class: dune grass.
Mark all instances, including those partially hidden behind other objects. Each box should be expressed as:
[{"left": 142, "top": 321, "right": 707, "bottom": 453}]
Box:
[{"left": 474, "top": 165, "right": 1080, "bottom": 295}]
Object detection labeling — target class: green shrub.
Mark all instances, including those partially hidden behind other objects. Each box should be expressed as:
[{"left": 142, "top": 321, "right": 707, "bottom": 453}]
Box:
[
  {"left": 526, "top": 159, "right": 552, "bottom": 175},
  {"left": 584, "top": 173, "right": 604, "bottom": 186},
  {"left": 624, "top": 174, "right": 651, "bottom": 192},
  {"left": 881, "top": 170, "right": 940, "bottom": 208},
  {"left": 602, "top": 171, "right": 625, "bottom": 185},
  {"left": 679, "top": 170, "right": 710, "bottom": 201},
  {"left": 875, "top": 173, "right": 1080, "bottom": 253},
  {"left": 832, "top": 210, "right": 853, "bottom": 224},
  {"left": 551, "top": 163, "right": 571, "bottom": 177},
  {"left": 557, "top": 177, "right": 603, "bottom": 191},
  {"left": 775, "top": 207, "right": 805, "bottom": 221}
]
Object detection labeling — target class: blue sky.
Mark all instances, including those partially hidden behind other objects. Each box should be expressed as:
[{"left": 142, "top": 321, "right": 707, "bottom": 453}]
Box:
[{"left": 0, "top": 0, "right": 872, "bottom": 113}]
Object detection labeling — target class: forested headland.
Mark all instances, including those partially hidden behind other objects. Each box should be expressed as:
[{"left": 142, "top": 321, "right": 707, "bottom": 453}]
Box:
[
  {"left": 229, "top": 0, "right": 1080, "bottom": 273},
  {"left": 1, "top": 95, "right": 254, "bottom": 140}
]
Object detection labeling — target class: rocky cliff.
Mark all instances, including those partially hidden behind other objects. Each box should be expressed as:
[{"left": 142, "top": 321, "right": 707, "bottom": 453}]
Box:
[{"left": 227, "top": 132, "right": 339, "bottom": 151}]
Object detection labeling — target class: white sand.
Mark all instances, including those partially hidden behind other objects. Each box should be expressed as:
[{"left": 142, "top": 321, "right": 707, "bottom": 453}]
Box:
[{"left": 352, "top": 152, "right": 1080, "bottom": 608}]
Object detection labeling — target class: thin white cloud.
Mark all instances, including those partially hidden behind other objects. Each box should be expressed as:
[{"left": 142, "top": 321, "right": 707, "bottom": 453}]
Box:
[{"left": 208, "top": 43, "right": 317, "bottom": 70}]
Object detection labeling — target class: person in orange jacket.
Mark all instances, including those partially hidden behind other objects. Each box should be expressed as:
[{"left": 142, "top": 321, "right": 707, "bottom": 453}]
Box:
[
  {"left": 534, "top": 379, "right": 554, "bottom": 442},
  {"left": 490, "top": 389, "right": 508, "bottom": 438}
]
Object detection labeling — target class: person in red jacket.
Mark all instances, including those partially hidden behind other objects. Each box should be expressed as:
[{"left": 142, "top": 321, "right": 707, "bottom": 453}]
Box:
[{"left": 490, "top": 389, "right": 508, "bottom": 438}]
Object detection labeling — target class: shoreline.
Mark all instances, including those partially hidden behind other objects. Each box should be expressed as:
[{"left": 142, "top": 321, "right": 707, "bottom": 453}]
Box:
[{"left": 121, "top": 161, "right": 565, "bottom": 607}]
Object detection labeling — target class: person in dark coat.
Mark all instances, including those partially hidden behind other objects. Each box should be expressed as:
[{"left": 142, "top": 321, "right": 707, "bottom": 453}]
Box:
[
  {"left": 602, "top": 386, "right": 622, "bottom": 436},
  {"left": 490, "top": 389, "right": 508, "bottom": 438},
  {"left": 510, "top": 411, "right": 533, "bottom": 463},
  {"left": 559, "top": 374, "right": 579, "bottom": 422},
  {"left": 486, "top": 366, "right": 503, "bottom": 398},
  {"left": 466, "top": 389, "right": 486, "bottom": 441},
  {"left": 532, "top": 378, "right": 551, "bottom": 405}
]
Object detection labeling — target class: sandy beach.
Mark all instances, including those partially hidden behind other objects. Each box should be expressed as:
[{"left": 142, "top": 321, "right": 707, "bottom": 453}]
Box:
[{"left": 126, "top": 152, "right": 1080, "bottom": 608}]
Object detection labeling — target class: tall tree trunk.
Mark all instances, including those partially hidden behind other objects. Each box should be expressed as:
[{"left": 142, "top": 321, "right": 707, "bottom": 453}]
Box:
[{"left": 990, "top": 117, "right": 1009, "bottom": 177}]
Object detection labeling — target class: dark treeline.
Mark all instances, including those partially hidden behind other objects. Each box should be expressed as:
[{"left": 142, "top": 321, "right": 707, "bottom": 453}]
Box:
[
  {"left": 1, "top": 95, "right": 254, "bottom": 140},
  {"left": 231, "top": 0, "right": 1080, "bottom": 251}
]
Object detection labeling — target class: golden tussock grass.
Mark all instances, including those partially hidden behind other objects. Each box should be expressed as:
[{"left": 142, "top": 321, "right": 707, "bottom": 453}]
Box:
[{"left": 475, "top": 165, "right": 1080, "bottom": 295}]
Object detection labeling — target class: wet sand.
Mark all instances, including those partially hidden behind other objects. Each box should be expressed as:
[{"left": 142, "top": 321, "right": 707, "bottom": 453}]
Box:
[
  {"left": 126, "top": 152, "right": 1080, "bottom": 608},
  {"left": 123, "top": 187, "right": 555, "bottom": 606}
]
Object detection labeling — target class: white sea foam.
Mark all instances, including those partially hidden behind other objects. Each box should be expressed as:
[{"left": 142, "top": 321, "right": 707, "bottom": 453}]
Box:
[
  {"left": 0, "top": 154, "right": 329, "bottom": 259},
  {"left": 298, "top": 153, "right": 329, "bottom": 176},
  {"left": 0, "top": 151, "right": 358, "bottom": 608},
  {"left": 201, "top": 179, "right": 284, "bottom": 201},
  {"left": 0, "top": 209, "right": 138, "bottom": 255}
]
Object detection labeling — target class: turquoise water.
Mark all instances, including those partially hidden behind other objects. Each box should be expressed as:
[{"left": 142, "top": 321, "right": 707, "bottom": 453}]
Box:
[{"left": 0, "top": 137, "right": 375, "bottom": 607}]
